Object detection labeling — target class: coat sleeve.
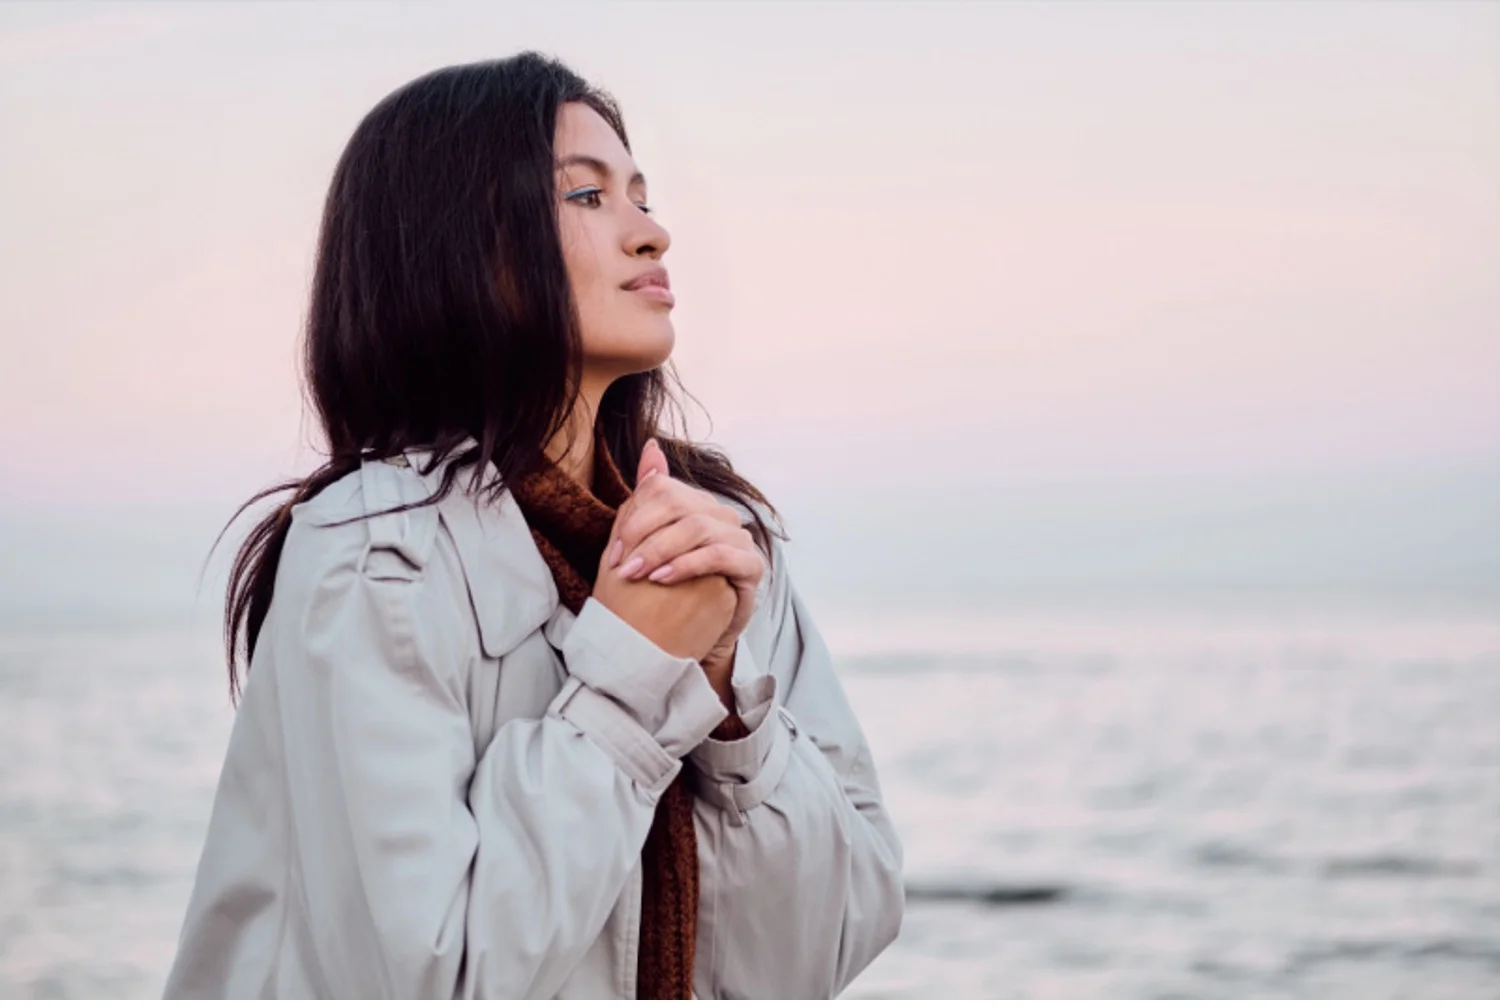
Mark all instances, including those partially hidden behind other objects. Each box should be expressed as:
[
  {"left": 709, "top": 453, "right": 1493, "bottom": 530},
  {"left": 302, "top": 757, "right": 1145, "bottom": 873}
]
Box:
[
  {"left": 687, "top": 536, "right": 905, "bottom": 998},
  {"left": 269, "top": 538, "right": 727, "bottom": 998}
]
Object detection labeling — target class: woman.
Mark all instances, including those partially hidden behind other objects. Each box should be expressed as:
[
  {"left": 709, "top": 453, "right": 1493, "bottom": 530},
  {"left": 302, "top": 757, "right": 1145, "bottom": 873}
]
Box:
[{"left": 165, "top": 52, "right": 903, "bottom": 1000}]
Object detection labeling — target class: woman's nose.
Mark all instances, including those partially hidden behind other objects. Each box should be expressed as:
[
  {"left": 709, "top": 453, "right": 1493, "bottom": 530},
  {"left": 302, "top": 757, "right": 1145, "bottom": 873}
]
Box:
[{"left": 625, "top": 209, "right": 670, "bottom": 260}]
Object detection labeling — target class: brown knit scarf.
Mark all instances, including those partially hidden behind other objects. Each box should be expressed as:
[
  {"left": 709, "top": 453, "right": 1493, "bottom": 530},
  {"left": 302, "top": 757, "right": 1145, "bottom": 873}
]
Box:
[{"left": 510, "top": 441, "right": 743, "bottom": 999}]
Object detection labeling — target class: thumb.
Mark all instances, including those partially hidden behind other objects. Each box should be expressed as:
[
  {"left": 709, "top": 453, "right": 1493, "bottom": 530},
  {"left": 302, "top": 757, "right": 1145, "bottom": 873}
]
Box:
[{"left": 637, "top": 437, "right": 669, "bottom": 486}]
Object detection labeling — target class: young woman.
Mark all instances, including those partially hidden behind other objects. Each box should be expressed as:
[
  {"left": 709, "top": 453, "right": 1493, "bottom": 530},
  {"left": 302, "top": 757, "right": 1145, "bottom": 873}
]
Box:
[{"left": 164, "top": 52, "right": 903, "bottom": 1000}]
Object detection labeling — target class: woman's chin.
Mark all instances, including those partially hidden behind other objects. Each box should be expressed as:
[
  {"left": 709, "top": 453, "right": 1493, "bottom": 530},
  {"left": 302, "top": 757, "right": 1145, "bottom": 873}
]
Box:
[{"left": 591, "top": 325, "right": 675, "bottom": 376}]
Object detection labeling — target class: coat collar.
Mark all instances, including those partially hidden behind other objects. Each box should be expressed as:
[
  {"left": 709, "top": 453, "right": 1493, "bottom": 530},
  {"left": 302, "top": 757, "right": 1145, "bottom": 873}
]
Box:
[{"left": 402, "top": 444, "right": 560, "bottom": 660}]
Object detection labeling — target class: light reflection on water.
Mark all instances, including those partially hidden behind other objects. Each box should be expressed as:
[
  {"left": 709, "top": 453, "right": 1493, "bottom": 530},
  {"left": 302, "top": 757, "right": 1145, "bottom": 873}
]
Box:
[{"left": 1, "top": 601, "right": 1496, "bottom": 997}]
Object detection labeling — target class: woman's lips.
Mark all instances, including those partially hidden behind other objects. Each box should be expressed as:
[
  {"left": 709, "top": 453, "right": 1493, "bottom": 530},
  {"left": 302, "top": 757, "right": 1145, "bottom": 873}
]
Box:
[
  {"left": 623, "top": 269, "right": 674, "bottom": 307},
  {"left": 627, "top": 283, "right": 675, "bottom": 307}
]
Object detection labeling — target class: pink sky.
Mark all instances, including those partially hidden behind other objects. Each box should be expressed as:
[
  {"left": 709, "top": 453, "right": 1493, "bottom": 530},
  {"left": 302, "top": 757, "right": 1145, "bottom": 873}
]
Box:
[{"left": 1, "top": 1, "right": 1496, "bottom": 511}]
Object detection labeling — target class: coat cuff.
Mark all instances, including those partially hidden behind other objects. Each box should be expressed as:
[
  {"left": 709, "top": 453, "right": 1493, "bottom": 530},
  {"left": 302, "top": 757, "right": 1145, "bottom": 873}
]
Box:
[
  {"left": 554, "top": 598, "right": 727, "bottom": 780},
  {"left": 688, "top": 642, "right": 795, "bottom": 818}
]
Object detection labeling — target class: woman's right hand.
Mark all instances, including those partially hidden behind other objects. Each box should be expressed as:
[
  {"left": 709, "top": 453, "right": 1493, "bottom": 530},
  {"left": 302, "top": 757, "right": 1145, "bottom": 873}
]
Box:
[{"left": 592, "top": 559, "right": 735, "bottom": 662}]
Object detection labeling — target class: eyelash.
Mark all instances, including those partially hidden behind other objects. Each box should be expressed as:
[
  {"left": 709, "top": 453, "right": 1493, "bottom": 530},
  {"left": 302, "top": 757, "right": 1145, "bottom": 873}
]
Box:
[{"left": 565, "top": 186, "right": 651, "bottom": 215}]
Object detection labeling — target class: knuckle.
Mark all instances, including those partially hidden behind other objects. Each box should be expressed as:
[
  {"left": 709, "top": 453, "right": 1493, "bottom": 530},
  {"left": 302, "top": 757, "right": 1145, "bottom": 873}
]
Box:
[
  {"left": 616, "top": 521, "right": 641, "bottom": 550},
  {"left": 637, "top": 482, "right": 665, "bottom": 510},
  {"left": 625, "top": 501, "right": 660, "bottom": 532}
]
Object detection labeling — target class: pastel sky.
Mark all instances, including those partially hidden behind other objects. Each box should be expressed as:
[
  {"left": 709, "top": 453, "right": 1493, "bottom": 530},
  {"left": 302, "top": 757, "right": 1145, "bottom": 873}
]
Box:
[{"left": 1, "top": 0, "right": 1496, "bottom": 514}]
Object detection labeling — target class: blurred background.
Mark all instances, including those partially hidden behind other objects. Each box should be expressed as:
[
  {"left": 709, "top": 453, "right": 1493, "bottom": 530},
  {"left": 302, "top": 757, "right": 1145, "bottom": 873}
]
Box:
[{"left": 1, "top": 0, "right": 1497, "bottom": 997}]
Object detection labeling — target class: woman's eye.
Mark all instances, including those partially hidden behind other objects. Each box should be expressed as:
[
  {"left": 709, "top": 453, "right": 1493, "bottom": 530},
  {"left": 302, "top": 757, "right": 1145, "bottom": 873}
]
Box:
[
  {"left": 565, "top": 187, "right": 603, "bottom": 208},
  {"left": 635, "top": 202, "right": 653, "bottom": 215}
]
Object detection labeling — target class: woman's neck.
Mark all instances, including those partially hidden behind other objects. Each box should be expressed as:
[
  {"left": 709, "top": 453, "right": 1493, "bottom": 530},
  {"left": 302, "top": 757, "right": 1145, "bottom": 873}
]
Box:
[
  {"left": 546, "top": 381, "right": 605, "bottom": 488},
  {"left": 547, "top": 425, "right": 594, "bottom": 489}
]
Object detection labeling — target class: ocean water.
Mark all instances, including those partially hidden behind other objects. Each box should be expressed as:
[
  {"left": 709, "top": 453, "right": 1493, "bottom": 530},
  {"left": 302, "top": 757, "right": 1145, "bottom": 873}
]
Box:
[{"left": 0, "top": 598, "right": 1496, "bottom": 998}]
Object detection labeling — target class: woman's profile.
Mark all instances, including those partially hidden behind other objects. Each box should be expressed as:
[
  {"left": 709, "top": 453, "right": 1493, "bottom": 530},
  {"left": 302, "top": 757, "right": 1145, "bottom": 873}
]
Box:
[{"left": 164, "top": 52, "right": 903, "bottom": 999}]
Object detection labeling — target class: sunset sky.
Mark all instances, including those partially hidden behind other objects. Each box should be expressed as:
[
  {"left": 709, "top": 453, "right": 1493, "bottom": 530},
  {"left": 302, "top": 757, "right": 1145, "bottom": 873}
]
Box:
[{"left": 1, "top": 1, "right": 1496, "bottom": 611}]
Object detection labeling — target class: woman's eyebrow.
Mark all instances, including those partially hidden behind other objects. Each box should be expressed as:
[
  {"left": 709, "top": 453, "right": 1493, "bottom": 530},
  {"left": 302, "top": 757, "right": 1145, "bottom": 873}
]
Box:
[{"left": 555, "top": 154, "right": 645, "bottom": 188}]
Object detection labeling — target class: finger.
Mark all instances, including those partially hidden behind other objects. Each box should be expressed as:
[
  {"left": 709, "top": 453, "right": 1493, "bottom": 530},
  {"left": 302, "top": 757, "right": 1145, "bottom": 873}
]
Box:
[
  {"left": 628, "top": 518, "right": 753, "bottom": 583},
  {"left": 706, "top": 501, "right": 744, "bottom": 528},
  {"left": 637, "top": 437, "right": 669, "bottom": 487},
  {"left": 626, "top": 513, "right": 753, "bottom": 579},
  {"left": 610, "top": 491, "right": 692, "bottom": 571},
  {"left": 644, "top": 541, "right": 764, "bottom": 589},
  {"left": 621, "top": 480, "right": 741, "bottom": 540},
  {"left": 619, "top": 512, "right": 722, "bottom": 580},
  {"left": 610, "top": 475, "right": 719, "bottom": 567},
  {"left": 609, "top": 471, "right": 672, "bottom": 565}
]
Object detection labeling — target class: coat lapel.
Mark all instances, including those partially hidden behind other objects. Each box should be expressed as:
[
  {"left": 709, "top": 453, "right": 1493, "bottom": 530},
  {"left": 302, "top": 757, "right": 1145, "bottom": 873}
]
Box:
[{"left": 404, "top": 446, "right": 559, "bottom": 660}]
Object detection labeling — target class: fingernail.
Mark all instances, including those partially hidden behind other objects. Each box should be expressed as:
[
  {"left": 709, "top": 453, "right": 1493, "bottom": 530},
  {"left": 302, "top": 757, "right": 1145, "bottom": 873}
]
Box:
[
  {"left": 619, "top": 556, "right": 645, "bottom": 579},
  {"left": 647, "top": 564, "right": 673, "bottom": 583},
  {"left": 607, "top": 539, "right": 622, "bottom": 567}
]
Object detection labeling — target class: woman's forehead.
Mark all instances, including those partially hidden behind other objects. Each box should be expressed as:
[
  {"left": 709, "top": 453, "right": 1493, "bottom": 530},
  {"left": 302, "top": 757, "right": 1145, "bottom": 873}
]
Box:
[
  {"left": 557, "top": 104, "right": 625, "bottom": 155},
  {"left": 555, "top": 104, "right": 642, "bottom": 185}
]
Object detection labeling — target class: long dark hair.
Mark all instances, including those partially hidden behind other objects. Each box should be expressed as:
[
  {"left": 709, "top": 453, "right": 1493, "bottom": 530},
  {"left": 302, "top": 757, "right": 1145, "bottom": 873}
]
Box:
[{"left": 223, "top": 53, "right": 781, "bottom": 699}]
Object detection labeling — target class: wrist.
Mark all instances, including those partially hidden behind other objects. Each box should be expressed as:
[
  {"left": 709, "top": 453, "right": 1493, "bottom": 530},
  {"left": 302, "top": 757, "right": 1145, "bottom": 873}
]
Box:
[
  {"left": 703, "top": 641, "right": 763, "bottom": 742},
  {"left": 701, "top": 640, "right": 737, "bottom": 712}
]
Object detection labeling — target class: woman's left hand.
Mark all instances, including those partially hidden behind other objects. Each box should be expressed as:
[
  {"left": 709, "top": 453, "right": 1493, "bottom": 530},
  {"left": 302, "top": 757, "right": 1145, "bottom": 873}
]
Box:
[{"left": 608, "top": 439, "right": 764, "bottom": 670}]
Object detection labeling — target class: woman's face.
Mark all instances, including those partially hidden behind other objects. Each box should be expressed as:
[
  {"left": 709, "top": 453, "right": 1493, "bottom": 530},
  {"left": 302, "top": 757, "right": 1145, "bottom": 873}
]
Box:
[{"left": 555, "top": 102, "right": 675, "bottom": 385}]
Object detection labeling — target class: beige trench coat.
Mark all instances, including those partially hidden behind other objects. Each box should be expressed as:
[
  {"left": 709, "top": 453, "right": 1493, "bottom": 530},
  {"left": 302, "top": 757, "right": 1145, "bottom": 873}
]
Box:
[{"left": 163, "top": 448, "right": 904, "bottom": 999}]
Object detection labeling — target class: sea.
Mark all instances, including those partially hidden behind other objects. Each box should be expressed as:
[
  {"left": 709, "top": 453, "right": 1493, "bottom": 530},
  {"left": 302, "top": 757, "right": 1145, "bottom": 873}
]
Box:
[{"left": 1, "top": 593, "right": 1497, "bottom": 998}]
